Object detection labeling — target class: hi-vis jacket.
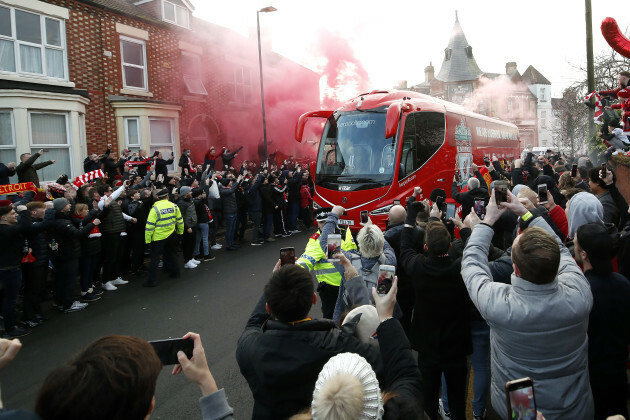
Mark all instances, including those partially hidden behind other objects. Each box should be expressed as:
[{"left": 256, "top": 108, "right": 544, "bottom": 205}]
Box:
[
  {"left": 145, "top": 199, "right": 184, "bottom": 243},
  {"left": 296, "top": 221, "right": 356, "bottom": 287}
]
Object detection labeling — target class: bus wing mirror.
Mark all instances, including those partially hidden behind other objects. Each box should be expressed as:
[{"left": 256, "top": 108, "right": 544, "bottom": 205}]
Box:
[
  {"left": 386, "top": 103, "right": 402, "bottom": 139},
  {"left": 295, "top": 110, "right": 334, "bottom": 142}
]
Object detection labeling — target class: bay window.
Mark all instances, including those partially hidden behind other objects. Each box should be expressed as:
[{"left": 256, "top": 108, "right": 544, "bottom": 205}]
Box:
[{"left": 29, "top": 112, "right": 71, "bottom": 182}]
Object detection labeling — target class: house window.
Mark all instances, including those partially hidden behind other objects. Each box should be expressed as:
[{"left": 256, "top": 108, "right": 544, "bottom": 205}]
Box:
[
  {"left": 541, "top": 111, "right": 547, "bottom": 129},
  {"left": 182, "top": 53, "right": 207, "bottom": 95},
  {"left": 162, "top": 1, "right": 189, "bottom": 28},
  {"left": 230, "top": 67, "right": 252, "bottom": 104},
  {"left": 0, "top": 5, "right": 67, "bottom": 79},
  {"left": 120, "top": 36, "right": 148, "bottom": 91},
  {"left": 149, "top": 118, "right": 175, "bottom": 172},
  {"left": 29, "top": 112, "right": 71, "bottom": 182},
  {"left": 0, "top": 111, "right": 16, "bottom": 165},
  {"left": 540, "top": 88, "right": 546, "bottom": 102},
  {"left": 124, "top": 117, "right": 141, "bottom": 154}
]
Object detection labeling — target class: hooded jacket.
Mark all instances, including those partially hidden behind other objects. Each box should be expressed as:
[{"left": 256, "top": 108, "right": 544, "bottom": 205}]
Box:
[
  {"left": 461, "top": 217, "right": 594, "bottom": 420},
  {"left": 566, "top": 191, "right": 604, "bottom": 239}
]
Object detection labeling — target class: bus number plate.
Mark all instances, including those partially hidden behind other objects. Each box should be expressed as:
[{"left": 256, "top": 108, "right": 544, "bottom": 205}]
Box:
[{"left": 338, "top": 219, "right": 354, "bottom": 226}]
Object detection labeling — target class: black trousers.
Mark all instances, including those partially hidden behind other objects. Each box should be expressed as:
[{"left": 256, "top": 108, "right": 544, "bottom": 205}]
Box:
[
  {"left": 419, "top": 356, "right": 468, "bottom": 420},
  {"left": 147, "top": 233, "right": 179, "bottom": 286},
  {"left": 273, "top": 207, "right": 288, "bottom": 235},
  {"left": 591, "top": 374, "right": 629, "bottom": 420},
  {"left": 396, "top": 281, "right": 415, "bottom": 337},
  {"left": 101, "top": 232, "right": 121, "bottom": 282},
  {"left": 22, "top": 263, "right": 47, "bottom": 320},
  {"left": 317, "top": 282, "right": 339, "bottom": 320},
  {"left": 182, "top": 230, "right": 195, "bottom": 262},
  {"left": 129, "top": 229, "right": 146, "bottom": 271},
  {"left": 55, "top": 259, "right": 79, "bottom": 309}
]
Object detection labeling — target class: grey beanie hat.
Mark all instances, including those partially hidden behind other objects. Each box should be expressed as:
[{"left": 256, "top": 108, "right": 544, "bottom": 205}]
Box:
[
  {"left": 53, "top": 197, "right": 69, "bottom": 212},
  {"left": 180, "top": 186, "right": 192, "bottom": 195}
]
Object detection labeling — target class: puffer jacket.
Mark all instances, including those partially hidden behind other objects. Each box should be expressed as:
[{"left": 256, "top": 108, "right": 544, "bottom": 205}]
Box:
[
  {"left": 461, "top": 217, "right": 594, "bottom": 420},
  {"left": 51, "top": 212, "right": 95, "bottom": 260},
  {"left": 25, "top": 209, "right": 56, "bottom": 265},
  {"left": 177, "top": 197, "right": 197, "bottom": 229}
]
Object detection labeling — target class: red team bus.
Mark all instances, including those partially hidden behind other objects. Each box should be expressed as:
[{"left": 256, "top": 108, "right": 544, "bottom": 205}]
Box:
[{"left": 295, "top": 90, "right": 521, "bottom": 231}]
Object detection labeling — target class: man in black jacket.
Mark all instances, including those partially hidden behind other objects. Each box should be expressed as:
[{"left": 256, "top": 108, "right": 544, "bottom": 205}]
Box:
[
  {"left": 236, "top": 263, "right": 382, "bottom": 420},
  {"left": 451, "top": 164, "right": 489, "bottom": 221},
  {"left": 51, "top": 198, "right": 100, "bottom": 313},
  {"left": 400, "top": 199, "right": 472, "bottom": 420}
]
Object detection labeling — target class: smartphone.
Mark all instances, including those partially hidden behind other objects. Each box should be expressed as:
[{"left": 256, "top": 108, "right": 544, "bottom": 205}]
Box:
[
  {"left": 149, "top": 338, "right": 194, "bottom": 365},
  {"left": 571, "top": 164, "right": 578, "bottom": 178},
  {"left": 280, "top": 247, "right": 295, "bottom": 266},
  {"left": 326, "top": 234, "right": 342, "bottom": 262},
  {"left": 446, "top": 203, "right": 456, "bottom": 220},
  {"left": 377, "top": 265, "right": 395, "bottom": 295},
  {"left": 474, "top": 198, "right": 486, "bottom": 220},
  {"left": 360, "top": 210, "right": 369, "bottom": 224},
  {"left": 601, "top": 163, "right": 607, "bottom": 178},
  {"left": 483, "top": 156, "right": 490, "bottom": 166},
  {"left": 506, "top": 377, "right": 537, "bottom": 420},
  {"left": 393, "top": 199, "right": 401, "bottom": 206},
  {"left": 537, "top": 184, "right": 548, "bottom": 204},
  {"left": 494, "top": 180, "right": 508, "bottom": 204},
  {"left": 436, "top": 196, "right": 447, "bottom": 213}
]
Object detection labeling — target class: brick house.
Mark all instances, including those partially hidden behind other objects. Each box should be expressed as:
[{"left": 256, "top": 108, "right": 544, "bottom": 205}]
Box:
[{"left": 0, "top": 0, "right": 320, "bottom": 182}]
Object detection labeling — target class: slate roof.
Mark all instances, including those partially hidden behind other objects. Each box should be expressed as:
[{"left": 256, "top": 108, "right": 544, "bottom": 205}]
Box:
[
  {"left": 435, "top": 16, "right": 484, "bottom": 83},
  {"left": 521, "top": 65, "right": 551, "bottom": 85}
]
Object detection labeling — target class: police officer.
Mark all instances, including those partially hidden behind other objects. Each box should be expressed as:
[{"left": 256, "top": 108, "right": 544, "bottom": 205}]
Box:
[
  {"left": 144, "top": 189, "right": 184, "bottom": 287},
  {"left": 296, "top": 205, "right": 355, "bottom": 319}
]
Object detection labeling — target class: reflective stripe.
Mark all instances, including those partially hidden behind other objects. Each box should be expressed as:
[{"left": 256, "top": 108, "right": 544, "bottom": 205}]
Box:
[
  {"left": 300, "top": 254, "right": 317, "bottom": 266},
  {"left": 146, "top": 221, "right": 156, "bottom": 226},
  {"left": 314, "top": 267, "right": 339, "bottom": 276},
  {"left": 156, "top": 221, "right": 176, "bottom": 227}
]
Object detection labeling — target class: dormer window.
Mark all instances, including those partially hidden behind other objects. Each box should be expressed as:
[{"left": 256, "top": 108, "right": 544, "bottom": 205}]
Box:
[
  {"left": 162, "top": 0, "right": 189, "bottom": 28},
  {"left": 445, "top": 48, "right": 452, "bottom": 61}
]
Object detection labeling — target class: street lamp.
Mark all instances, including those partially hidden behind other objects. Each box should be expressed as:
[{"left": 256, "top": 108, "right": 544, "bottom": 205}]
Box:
[{"left": 257, "top": 6, "right": 277, "bottom": 166}]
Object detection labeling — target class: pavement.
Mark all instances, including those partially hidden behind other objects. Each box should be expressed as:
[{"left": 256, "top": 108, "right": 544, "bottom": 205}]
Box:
[{"left": 3, "top": 229, "right": 318, "bottom": 420}]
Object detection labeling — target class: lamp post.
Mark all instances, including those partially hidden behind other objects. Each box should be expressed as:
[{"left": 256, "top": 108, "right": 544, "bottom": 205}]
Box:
[{"left": 257, "top": 6, "right": 277, "bottom": 167}]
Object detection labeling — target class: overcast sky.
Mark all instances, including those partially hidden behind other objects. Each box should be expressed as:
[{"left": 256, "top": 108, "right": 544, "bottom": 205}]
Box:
[{"left": 192, "top": 0, "right": 627, "bottom": 98}]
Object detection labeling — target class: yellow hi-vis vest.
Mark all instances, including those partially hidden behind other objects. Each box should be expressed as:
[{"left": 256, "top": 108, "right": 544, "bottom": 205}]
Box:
[
  {"left": 296, "top": 227, "right": 356, "bottom": 286},
  {"left": 145, "top": 199, "right": 184, "bottom": 244}
]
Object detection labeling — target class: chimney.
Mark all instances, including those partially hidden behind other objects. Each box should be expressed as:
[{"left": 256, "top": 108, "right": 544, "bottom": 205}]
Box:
[
  {"left": 425, "top": 62, "right": 435, "bottom": 83},
  {"left": 506, "top": 62, "right": 517, "bottom": 76},
  {"left": 396, "top": 80, "right": 408, "bottom": 89}
]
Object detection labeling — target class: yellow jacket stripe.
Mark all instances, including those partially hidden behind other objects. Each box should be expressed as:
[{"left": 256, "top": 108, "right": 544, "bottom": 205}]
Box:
[{"left": 145, "top": 199, "right": 185, "bottom": 243}]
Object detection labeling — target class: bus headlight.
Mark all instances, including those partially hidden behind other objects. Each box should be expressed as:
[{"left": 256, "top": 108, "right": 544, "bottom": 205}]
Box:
[{"left": 369, "top": 204, "right": 393, "bottom": 216}]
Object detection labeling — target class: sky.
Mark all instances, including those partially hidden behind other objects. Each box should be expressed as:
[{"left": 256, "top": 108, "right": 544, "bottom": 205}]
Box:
[{"left": 192, "top": 0, "right": 628, "bottom": 99}]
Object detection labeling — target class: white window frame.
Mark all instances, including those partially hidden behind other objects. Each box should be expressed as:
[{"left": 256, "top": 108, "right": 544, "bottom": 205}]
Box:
[
  {"left": 182, "top": 52, "right": 207, "bottom": 95},
  {"left": 149, "top": 117, "right": 175, "bottom": 172},
  {"left": 0, "top": 110, "right": 17, "bottom": 165},
  {"left": 230, "top": 66, "right": 252, "bottom": 104},
  {"left": 28, "top": 111, "right": 72, "bottom": 181},
  {"left": 124, "top": 117, "right": 141, "bottom": 152},
  {"left": 540, "top": 88, "right": 546, "bottom": 102},
  {"left": 0, "top": 5, "right": 68, "bottom": 80},
  {"left": 162, "top": 0, "right": 190, "bottom": 28},
  {"left": 120, "top": 35, "right": 148, "bottom": 91}
]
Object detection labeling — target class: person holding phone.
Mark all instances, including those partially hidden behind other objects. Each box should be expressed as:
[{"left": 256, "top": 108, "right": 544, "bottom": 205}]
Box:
[
  {"left": 399, "top": 196, "right": 472, "bottom": 420},
  {"left": 451, "top": 164, "right": 489, "bottom": 220},
  {"left": 460, "top": 189, "right": 594, "bottom": 419}
]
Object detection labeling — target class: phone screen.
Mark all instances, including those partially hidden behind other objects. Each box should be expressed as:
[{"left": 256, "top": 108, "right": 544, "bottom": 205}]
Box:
[
  {"left": 601, "top": 163, "right": 607, "bottom": 178},
  {"left": 446, "top": 203, "right": 456, "bottom": 220},
  {"left": 280, "top": 247, "right": 295, "bottom": 266},
  {"left": 327, "top": 235, "right": 342, "bottom": 262},
  {"left": 474, "top": 199, "right": 486, "bottom": 220},
  {"left": 360, "top": 210, "right": 369, "bottom": 224},
  {"left": 506, "top": 379, "right": 537, "bottom": 420},
  {"left": 571, "top": 164, "right": 578, "bottom": 178},
  {"left": 377, "top": 265, "right": 395, "bottom": 295},
  {"left": 537, "top": 184, "right": 548, "bottom": 204},
  {"left": 436, "top": 196, "right": 446, "bottom": 213},
  {"left": 149, "top": 338, "right": 194, "bottom": 365},
  {"left": 393, "top": 199, "right": 401, "bottom": 206},
  {"left": 495, "top": 181, "right": 508, "bottom": 204}
]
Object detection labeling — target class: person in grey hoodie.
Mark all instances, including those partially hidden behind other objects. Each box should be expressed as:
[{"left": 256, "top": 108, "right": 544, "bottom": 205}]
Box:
[
  {"left": 565, "top": 191, "right": 604, "bottom": 240},
  {"left": 461, "top": 190, "right": 594, "bottom": 420}
]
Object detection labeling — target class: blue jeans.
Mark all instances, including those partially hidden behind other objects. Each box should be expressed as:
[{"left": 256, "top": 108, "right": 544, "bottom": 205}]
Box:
[
  {"left": 195, "top": 222, "right": 209, "bottom": 256},
  {"left": 0, "top": 268, "right": 22, "bottom": 332},
  {"left": 287, "top": 201, "right": 300, "bottom": 231},
  {"left": 249, "top": 211, "right": 262, "bottom": 243},
  {"left": 442, "top": 321, "right": 490, "bottom": 416},
  {"left": 224, "top": 213, "right": 237, "bottom": 247},
  {"left": 262, "top": 212, "right": 274, "bottom": 239}
]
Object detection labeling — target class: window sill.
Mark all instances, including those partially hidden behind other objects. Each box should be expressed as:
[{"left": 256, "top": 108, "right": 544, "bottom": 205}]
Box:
[
  {"left": 0, "top": 73, "right": 75, "bottom": 88},
  {"left": 120, "top": 88, "right": 154, "bottom": 97}
]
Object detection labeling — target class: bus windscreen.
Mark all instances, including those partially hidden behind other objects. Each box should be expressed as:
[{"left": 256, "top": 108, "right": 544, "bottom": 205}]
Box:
[{"left": 316, "top": 111, "right": 396, "bottom": 189}]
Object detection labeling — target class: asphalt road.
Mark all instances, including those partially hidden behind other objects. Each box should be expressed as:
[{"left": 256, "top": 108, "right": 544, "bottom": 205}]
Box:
[{"left": 3, "top": 229, "right": 319, "bottom": 420}]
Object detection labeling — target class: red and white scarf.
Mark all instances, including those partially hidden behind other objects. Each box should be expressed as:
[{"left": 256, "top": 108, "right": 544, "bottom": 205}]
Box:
[
  {"left": 584, "top": 92, "right": 604, "bottom": 124},
  {"left": 73, "top": 169, "right": 104, "bottom": 190}
]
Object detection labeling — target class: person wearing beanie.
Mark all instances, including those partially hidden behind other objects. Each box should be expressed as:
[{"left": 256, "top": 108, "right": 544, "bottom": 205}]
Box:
[
  {"left": 219, "top": 174, "right": 244, "bottom": 251},
  {"left": 565, "top": 191, "right": 604, "bottom": 240},
  {"left": 51, "top": 197, "right": 100, "bottom": 314},
  {"left": 177, "top": 185, "right": 199, "bottom": 269},
  {"left": 97, "top": 181, "right": 136, "bottom": 291},
  {"left": 288, "top": 278, "right": 422, "bottom": 420},
  {"left": 144, "top": 188, "right": 184, "bottom": 287},
  {"left": 574, "top": 223, "right": 630, "bottom": 420}
]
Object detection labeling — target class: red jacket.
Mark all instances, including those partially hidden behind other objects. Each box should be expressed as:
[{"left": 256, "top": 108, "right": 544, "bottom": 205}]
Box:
[
  {"left": 548, "top": 204, "right": 568, "bottom": 241},
  {"left": 300, "top": 184, "right": 312, "bottom": 208}
]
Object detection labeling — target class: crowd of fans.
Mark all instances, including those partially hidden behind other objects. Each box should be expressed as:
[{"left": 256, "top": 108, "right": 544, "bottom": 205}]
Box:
[
  {"left": 0, "top": 142, "right": 629, "bottom": 420},
  {"left": 0, "top": 144, "right": 314, "bottom": 339}
]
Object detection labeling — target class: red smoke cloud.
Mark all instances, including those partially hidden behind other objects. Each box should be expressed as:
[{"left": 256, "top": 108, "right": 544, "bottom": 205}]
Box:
[{"left": 316, "top": 29, "right": 371, "bottom": 109}]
